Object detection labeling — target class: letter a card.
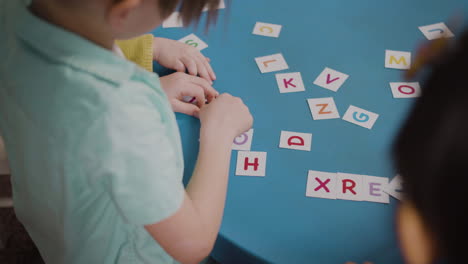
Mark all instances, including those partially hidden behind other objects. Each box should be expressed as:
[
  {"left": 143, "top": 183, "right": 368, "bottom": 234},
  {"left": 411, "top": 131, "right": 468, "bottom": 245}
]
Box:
[
  {"left": 236, "top": 151, "right": 267, "bottom": 177},
  {"left": 279, "top": 131, "right": 312, "bottom": 151}
]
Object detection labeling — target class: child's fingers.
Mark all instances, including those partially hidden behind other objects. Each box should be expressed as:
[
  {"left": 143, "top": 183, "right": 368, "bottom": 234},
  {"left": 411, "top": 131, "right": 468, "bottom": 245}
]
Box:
[
  {"left": 172, "top": 99, "right": 200, "bottom": 118},
  {"left": 189, "top": 75, "right": 218, "bottom": 96},
  {"left": 183, "top": 81, "right": 206, "bottom": 108},
  {"left": 181, "top": 57, "right": 198, "bottom": 77},
  {"left": 205, "top": 57, "right": 211, "bottom": 62},
  {"left": 201, "top": 55, "right": 216, "bottom": 81},
  {"left": 195, "top": 59, "right": 211, "bottom": 84},
  {"left": 188, "top": 75, "right": 218, "bottom": 102},
  {"left": 174, "top": 60, "right": 186, "bottom": 72}
]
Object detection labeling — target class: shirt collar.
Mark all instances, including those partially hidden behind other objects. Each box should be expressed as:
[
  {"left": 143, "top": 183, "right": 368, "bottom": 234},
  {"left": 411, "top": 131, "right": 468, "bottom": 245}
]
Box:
[{"left": 10, "top": 0, "right": 134, "bottom": 85}]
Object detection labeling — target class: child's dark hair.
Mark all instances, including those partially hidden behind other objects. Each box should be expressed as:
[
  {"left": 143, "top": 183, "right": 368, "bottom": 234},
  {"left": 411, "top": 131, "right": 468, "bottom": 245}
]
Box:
[
  {"left": 159, "top": 0, "right": 222, "bottom": 27},
  {"left": 393, "top": 29, "right": 468, "bottom": 263}
]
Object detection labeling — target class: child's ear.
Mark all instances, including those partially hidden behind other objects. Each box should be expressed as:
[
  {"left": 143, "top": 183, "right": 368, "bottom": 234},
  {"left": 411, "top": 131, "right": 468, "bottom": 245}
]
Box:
[
  {"left": 397, "top": 201, "right": 438, "bottom": 264},
  {"left": 107, "top": 0, "right": 142, "bottom": 32}
]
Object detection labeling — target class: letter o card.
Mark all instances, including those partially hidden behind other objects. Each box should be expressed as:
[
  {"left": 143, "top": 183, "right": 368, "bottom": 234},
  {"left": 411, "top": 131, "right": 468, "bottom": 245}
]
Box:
[
  {"left": 385, "top": 50, "right": 411, "bottom": 70},
  {"left": 236, "top": 151, "right": 267, "bottom": 177},
  {"left": 419, "top": 23, "right": 454, "bottom": 40},
  {"left": 390, "top": 82, "right": 421, "bottom": 98},
  {"left": 275, "top": 72, "right": 305, "bottom": 93},
  {"left": 313, "top": 67, "right": 349, "bottom": 92},
  {"left": 232, "top": 129, "right": 254, "bottom": 151},
  {"left": 252, "top": 22, "right": 282, "bottom": 38},
  {"left": 255, "top": 53, "right": 289, "bottom": 74},
  {"left": 337, "top": 173, "right": 364, "bottom": 201},
  {"left": 279, "top": 131, "right": 312, "bottom": 151},
  {"left": 306, "top": 170, "right": 337, "bottom": 200},
  {"left": 179, "top": 34, "right": 208, "bottom": 51},
  {"left": 342, "top": 105, "right": 379, "bottom": 129},
  {"left": 307, "top": 97, "right": 340, "bottom": 120}
]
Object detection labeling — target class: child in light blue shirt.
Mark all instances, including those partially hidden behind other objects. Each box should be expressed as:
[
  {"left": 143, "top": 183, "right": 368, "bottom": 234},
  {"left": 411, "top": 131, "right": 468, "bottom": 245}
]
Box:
[{"left": 0, "top": 0, "right": 253, "bottom": 263}]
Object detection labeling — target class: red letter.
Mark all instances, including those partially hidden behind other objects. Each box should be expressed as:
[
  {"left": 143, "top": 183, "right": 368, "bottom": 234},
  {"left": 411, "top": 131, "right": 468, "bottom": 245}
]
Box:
[
  {"left": 326, "top": 74, "right": 340, "bottom": 84},
  {"left": 287, "top": 136, "right": 305, "bottom": 146},
  {"left": 283, "top": 78, "right": 296, "bottom": 88},
  {"left": 314, "top": 178, "right": 331, "bottom": 192},
  {"left": 398, "top": 85, "right": 416, "bottom": 95},
  {"left": 342, "top": 179, "right": 357, "bottom": 195},
  {"left": 244, "top": 157, "right": 259, "bottom": 171}
]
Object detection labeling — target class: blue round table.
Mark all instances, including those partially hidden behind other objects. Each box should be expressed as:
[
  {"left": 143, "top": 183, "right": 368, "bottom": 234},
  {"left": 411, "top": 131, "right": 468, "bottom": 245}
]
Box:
[{"left": 152, "top": 1, "right": 468, "bottom": 263}]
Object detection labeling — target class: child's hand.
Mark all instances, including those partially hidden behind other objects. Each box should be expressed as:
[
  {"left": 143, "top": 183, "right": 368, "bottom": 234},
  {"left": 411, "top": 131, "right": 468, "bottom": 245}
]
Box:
[
  {"left": 160, "top": 72, "right": 218, "bottom": 117},
  {"left": 199, "top": 94, "right": 253, "bottom": 141},
  {"left": 153, "top": 37, "right": 216, "bottom": 83}
]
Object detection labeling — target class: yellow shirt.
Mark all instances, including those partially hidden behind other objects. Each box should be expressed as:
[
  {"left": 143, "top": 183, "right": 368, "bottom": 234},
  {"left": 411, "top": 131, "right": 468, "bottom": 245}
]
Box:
[{"left": 116, "top": 34, "right": 154, "bottom": 72}]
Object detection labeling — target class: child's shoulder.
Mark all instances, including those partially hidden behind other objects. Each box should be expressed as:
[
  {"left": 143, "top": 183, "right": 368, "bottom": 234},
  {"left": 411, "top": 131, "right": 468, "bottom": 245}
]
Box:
[{"left": 55, "top": 69, "right": 169, "bottom": 137}]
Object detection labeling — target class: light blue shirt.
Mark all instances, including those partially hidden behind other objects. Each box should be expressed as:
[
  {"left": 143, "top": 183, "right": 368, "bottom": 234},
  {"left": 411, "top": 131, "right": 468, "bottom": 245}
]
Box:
[{"left": 0, "top": 1, "right": 185, "bottom": 263}]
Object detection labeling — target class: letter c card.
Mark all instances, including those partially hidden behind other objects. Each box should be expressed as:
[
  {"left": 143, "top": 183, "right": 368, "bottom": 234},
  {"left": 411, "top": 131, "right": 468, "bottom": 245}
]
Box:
[{"left": 252, "top": 22, "right": 282, "bottom": 38}]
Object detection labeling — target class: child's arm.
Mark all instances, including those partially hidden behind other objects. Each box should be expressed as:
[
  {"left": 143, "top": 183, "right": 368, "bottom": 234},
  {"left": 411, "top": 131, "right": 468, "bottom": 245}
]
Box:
[
  {"left": 153, "top": 37, "right": 216, "bottom": 83},
  {"left": 159, "top": 72, "right": 218, "bottom": 117},
  {"left": 117, "top": 35, "right": 218, "bottom": 118},
  {"left": 145, "top": 94, "right": 253, "bottom": 264},
  {"left": 117, "top": 36, "right": 216, "bottom": 83}
]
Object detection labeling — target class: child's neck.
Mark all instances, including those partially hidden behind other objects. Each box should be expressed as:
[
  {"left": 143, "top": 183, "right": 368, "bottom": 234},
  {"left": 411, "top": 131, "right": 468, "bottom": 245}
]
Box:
[{"left": 29, "top": 1, "right": 115, "bottom": 50}]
